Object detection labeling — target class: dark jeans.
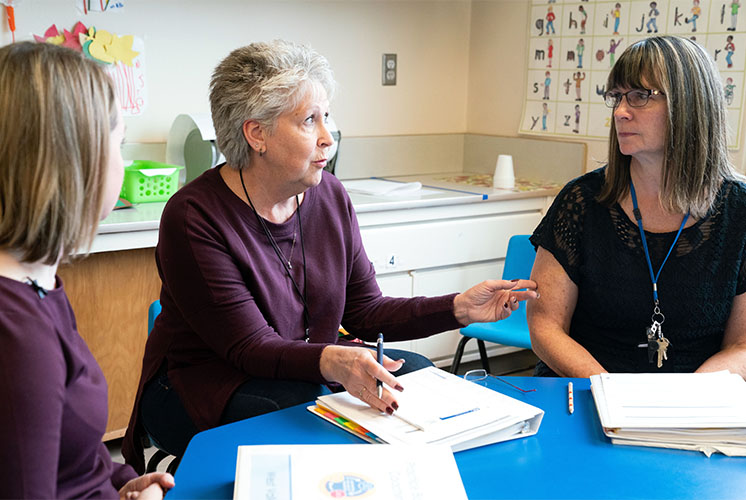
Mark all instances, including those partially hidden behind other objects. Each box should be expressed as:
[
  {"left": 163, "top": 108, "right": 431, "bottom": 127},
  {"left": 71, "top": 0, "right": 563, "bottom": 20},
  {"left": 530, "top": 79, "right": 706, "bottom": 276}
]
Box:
[{"left": 140, "top": 348, "right": 433, "bottom": 456}]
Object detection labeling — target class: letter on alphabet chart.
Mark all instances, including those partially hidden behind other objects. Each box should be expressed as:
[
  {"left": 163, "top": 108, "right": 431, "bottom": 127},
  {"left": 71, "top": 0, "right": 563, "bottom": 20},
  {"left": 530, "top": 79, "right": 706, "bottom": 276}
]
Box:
[
  {"left": 530, "top": 116, "right": 540, "bottom": 130},
  {"left": 566, "top": 51, "right": 576, "bottom": 61},
  {"left": 721, "top": 4, "right": 725, "bottom": 25},
  {"left": 535, "top": 49, "right": 546, "bottom": 60},
  {"left": 564, "top": 115, "right": 571, "bottom": 126},
  {"left": 636, "top": 14, "right": 644, "bottom": 32},
  {"left": 533, "top": 82, "right": 540, "bottom": 93},
  {"left": 596, "top": 84, "right": 606, "bottom": 96},
  {"left": 604, "top": 117, "right": 611, "bottom": 127},
  {"left": 536, "top": 19, "right": 545, "bottom": 36},
  {"left": 714, "top": 48, "right": 722, "bottom": 60},
  {"left": 674, "top": 7, "right": 683, "bottom": 26},
  {"left": 568, "top": 13, "right": 577, "bottom": 29}
]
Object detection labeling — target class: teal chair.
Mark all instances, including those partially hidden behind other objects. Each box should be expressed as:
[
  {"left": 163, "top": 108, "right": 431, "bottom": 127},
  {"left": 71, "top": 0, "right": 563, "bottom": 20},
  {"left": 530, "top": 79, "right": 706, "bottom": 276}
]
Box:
[
  {"left": 450, "top": 235, "right": 536, "bottom": 374},
  {"left": 144, "top": 300, "right": 181, "bottom": 474}
]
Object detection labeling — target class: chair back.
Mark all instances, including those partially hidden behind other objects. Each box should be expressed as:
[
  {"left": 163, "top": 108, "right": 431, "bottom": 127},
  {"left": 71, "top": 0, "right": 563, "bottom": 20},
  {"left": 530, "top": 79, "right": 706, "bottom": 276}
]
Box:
[
  {"left": 148, "top": 300, "right": 162, "bottom": 336},
  {"left": 501, "top": 235, "right": 535, "bottom": 282}
]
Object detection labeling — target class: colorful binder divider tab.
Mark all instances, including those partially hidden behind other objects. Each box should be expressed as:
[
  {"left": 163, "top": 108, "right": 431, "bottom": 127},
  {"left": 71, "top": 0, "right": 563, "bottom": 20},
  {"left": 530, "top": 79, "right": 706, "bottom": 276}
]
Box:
[{"left": 311, "top": 404, "right": 386, "bottom": 444}]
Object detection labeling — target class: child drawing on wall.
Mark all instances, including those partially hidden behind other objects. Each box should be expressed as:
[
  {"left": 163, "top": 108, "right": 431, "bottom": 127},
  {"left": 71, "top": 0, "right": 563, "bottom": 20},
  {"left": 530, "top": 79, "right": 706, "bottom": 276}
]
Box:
[
  {"left": 548, "top": 39, "right": 554, "bottom": 68},
  {"left": 542, "top": 103, "right": 549, "bottom": 131},
  {"left": 647, "top": 2, "right": 659, "bottom": 33},
  {"left": 612, "top": 3, "right": 622, "bottom": 35},
  {"left": 726, "top": 35, "right": 736, "bottom": 68},
  {"left": 576, "top": 39, "right": 585, "bottom": 68},
  {"left": 579, "top": 5, "right": 588, "bottom": 35},
  {"left": 724, "top": 77, "right": 736, "bottom": 105},
  {"left": 546, "top": 6, "right": 556, "bottom": 35},
  {"left": 573, "top": 105, "right": 581, "bottom": 134},
  {"left": 685, "top": 0, "right": 701, "bottom": 32},
  {"left": 543, "top": 71, "right": 552, "bottom": 99},
  {"left": 573, "top": 71, "right": 586, "bottom": 101},
  {"left": 729, "top": 0, "right": 741, "bottom": 31},
  {"left": 608, "top": 38, "right": 623, "bottom": 67}
]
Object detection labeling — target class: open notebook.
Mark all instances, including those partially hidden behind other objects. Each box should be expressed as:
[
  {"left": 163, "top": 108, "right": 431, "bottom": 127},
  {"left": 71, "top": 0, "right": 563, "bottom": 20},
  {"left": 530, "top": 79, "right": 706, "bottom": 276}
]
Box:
[
  {"left": 308, "top": 366, "right": 544, "bottom": 452},
  {"left": 590, "top": 371, "right": 746, "bottom": 456}
]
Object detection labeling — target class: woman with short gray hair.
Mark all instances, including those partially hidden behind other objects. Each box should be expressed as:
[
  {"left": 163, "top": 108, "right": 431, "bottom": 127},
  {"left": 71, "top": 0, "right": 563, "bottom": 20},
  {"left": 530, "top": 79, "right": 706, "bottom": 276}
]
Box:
[{"left": 123, "top": 40, "right": 537, "bottom": 473}]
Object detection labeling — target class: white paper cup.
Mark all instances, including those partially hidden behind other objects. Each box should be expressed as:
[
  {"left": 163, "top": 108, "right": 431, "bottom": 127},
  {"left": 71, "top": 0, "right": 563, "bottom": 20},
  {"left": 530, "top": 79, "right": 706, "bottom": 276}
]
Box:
[{"left": 493, "top": 154, "right": 515, "bottom": 189}]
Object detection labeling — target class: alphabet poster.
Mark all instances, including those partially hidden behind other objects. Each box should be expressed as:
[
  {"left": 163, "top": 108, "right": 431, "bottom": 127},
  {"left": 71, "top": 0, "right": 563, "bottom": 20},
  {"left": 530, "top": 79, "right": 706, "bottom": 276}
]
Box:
[{"left": 520, "top": 0, "right": 746, "bottom": 147}]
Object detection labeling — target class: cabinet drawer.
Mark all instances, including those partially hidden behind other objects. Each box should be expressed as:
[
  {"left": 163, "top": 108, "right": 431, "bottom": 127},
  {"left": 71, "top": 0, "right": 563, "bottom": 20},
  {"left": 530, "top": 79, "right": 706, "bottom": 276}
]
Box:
[{"left": 361, "top": 212, "right": 541, "bottom": 275}]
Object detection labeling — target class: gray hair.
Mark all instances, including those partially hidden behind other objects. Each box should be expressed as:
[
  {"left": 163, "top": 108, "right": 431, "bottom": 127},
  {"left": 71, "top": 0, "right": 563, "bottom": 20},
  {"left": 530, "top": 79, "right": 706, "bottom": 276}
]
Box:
[
  {"left": 600, "top": 35, "right": 736, "bottom": 218},
  {"left": 209, "top": 40, "right": 336, "bottom": 170}
]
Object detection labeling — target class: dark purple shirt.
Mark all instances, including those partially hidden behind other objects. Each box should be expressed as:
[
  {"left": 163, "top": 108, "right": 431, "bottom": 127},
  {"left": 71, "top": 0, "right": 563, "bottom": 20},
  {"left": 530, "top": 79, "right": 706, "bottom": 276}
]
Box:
[
  {"left": 123, "top": 167, "right": 460, "bottom": 473},
  {"left": 0, "top": 276, "right": 137, "bottom": 498}
]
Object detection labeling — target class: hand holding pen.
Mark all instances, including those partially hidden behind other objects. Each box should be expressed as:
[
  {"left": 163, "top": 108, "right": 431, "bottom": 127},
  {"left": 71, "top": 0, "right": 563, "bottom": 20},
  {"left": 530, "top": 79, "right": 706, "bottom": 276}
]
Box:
[{"left": 319, "top": 342, "right": 405, "bottom": 415}]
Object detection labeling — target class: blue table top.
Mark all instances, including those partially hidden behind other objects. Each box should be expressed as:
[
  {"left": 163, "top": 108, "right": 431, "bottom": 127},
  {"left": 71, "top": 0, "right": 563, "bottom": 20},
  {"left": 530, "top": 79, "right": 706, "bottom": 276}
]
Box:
[{"left": 168, "top": 376, "right": 746, "bottom": 500}]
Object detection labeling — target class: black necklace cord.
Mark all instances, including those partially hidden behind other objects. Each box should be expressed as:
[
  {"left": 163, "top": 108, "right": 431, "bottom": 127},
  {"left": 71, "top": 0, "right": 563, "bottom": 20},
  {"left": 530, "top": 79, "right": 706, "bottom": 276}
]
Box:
[{"left": 239, "top": 168, "right": 310, "bottom": 340}]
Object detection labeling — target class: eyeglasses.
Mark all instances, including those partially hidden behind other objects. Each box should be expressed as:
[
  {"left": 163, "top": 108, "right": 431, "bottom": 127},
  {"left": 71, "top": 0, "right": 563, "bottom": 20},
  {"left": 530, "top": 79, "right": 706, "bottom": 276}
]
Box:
[
  {"left": 603, "top": 88, "right": 665, "bottom": 108},
  {"left": 463, "top": 369, "right": 537, "bottom": 393}
]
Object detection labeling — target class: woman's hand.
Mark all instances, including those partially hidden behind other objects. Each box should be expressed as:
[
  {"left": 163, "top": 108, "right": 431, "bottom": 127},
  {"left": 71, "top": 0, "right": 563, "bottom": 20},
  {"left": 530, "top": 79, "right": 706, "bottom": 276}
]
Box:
[
  {"left": 119, "top": 472, "right": 175, "bottom": 500},
  {"left": 453, "top": 279, "right": 539, "bottom": 326},
  {"left": 320, "top": 345, "right": 405, "bottom": 413}
]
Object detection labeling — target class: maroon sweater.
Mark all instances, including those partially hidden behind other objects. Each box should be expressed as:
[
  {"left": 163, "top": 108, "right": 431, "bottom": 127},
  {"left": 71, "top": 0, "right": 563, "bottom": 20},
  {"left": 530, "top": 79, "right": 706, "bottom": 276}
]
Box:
[
  {"left": 123, "top": 167, "right": 460, "bottom": 473},
  {"left": 0, "top": 276, "right": 137, "bottom": 498}
]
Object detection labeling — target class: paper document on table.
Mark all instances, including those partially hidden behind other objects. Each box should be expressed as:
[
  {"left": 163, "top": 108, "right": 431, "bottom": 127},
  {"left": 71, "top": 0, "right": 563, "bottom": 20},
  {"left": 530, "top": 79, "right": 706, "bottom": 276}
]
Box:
[
  {"left": 233, "top": 444, "right": 467, "bottom": 500},
  {"left": 342, "top": 179, "right": 424, "bottom": 197},
  {"left": 590, "top": 371, "right": 746, "bottom": 456},
  {"left": 310, "top": 366, "right": 543, "bottom": 452}
]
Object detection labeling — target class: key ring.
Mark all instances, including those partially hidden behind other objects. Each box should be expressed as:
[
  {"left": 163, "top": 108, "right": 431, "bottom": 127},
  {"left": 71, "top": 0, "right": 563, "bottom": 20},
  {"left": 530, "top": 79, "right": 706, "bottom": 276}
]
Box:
[{"left": 651, "top": 304, "right": 665, "bottom": 325}]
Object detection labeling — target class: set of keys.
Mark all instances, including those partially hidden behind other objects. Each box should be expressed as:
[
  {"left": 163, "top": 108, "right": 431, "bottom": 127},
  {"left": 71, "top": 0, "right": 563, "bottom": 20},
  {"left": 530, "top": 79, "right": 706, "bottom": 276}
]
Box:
[{"left": 638, "top": 320, "right": 671, "bottom": 368}]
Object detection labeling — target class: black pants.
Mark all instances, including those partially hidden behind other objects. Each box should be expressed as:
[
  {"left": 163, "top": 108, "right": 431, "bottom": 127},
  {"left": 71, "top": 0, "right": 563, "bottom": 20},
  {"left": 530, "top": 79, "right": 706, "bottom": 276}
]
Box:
[{"left": 140, "top": 348, "right": 433, "bottom": 456}]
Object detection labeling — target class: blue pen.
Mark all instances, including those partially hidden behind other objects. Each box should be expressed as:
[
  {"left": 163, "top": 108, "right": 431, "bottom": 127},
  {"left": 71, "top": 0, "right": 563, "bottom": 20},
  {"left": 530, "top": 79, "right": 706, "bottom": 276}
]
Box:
[{"left": 376, "top": 333, "right": 384, "bottom": 398}]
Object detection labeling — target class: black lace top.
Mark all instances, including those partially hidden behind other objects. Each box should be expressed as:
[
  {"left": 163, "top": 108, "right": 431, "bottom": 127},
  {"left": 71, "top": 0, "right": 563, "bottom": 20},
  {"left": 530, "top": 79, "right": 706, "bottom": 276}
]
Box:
[{"left": 531, "top": 167, "right": 746, "bottom": 374}]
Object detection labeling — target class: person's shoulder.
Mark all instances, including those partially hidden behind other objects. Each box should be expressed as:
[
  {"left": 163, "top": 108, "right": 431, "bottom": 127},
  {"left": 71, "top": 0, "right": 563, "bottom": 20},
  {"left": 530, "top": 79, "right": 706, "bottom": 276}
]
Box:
[
  {"left": 557, "top": 166, "right": 605, "bottom": 200},
  {"left": 722, "top": 176, "right": 746, "bottom": 210}
]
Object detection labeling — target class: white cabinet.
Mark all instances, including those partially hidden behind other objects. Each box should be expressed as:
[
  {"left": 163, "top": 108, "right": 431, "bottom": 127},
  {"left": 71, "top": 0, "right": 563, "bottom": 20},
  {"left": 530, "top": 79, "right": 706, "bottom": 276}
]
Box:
[{"left": 357, "top": 195, "right": 550, "bottom": 367}]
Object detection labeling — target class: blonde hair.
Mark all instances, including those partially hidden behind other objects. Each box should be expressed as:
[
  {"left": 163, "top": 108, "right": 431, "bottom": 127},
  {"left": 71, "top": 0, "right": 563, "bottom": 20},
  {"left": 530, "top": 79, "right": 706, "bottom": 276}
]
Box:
[
  {"left": 600, "top": 36, "right": 736, "bottom": 219},
  {"left": 0, "top": 42, "right": 117, "bottom": 264},
  {"left": 209, "top": 40, "right": 336, "bottom": 170}
]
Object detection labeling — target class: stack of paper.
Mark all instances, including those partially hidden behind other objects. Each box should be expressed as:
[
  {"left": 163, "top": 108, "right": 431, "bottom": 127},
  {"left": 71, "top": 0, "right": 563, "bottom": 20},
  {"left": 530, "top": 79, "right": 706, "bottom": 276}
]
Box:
[
  {"left": 590, "top": 371, "right": 746, "bottom": 456},
  {"left": 308, "top": 366, "right": 544, "bottom": 452},
  {"left": 234, "top": 444, "right": 467, "bottom": 500},
  {"left": 342, "top": 179, "right": 422, "bottom": 197}
]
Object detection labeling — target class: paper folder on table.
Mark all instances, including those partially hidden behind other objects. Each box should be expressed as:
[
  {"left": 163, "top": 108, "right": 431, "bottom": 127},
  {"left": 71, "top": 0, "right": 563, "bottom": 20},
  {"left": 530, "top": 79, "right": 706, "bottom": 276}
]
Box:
[
  {"left": 234, "top": 444, "right": 467, "bottom": 500},
  {"left": 342, "top": 178, "right": 422, "bottom": 196},
  {"left": 308, "top": 366, "right": 544, "bottom": 452},
  {"left": 590, "top": 371, "right": 746, "bottom": 456}
]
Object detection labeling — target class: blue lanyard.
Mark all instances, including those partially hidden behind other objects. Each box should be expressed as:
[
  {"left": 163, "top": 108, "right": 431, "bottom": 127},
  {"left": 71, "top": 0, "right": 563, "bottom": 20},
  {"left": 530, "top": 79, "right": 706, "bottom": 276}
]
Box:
[{"left": 629, "top": 180, "right": 689, "bottom": 304}]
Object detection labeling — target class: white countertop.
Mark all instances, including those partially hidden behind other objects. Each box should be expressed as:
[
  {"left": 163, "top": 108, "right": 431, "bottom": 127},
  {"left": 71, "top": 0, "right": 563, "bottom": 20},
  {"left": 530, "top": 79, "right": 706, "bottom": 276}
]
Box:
[{"left": 92, "top": 173, "right": 560, "bottom": 253}]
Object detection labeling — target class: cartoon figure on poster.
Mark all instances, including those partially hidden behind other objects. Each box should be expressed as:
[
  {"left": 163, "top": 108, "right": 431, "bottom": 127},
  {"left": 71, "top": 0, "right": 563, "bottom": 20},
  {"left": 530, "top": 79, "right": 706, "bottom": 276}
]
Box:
[
  {"left": 573, "top": 72, "right": 586, "bottom": 101},
  {"left": 543, "top": 71, "right": 552, "bottom": 99},
  {"left": 546, "top": 6, "right": 556, "bottom": 35},
  {"left": 685, "top": 0, "right": 701, "bottom": 33},
  {"left": 542, "top": 103, "right": 550, "bottom": 131},
  {"left": 577, "top": 38, "right": 585, "bottom": 68},
  {"left": 548, "top": 39, "right": 554, "bottom": 68},
  {"left": 725, "top": 77, "right": 736, "bottom": 105},
  {"left": 729, "top": 1, "right": 741, "bottom": 31},
  {"left": 726, "top": 35, "right": 736, "bottom": 68},
  {"left": 573, "top": 105, "right": 581, "bottom": 134},
  {"left": 611, "top": 3, "right": 622, "bottom": 35},
  {"left": 579, "top": 5, "right": 588, "bottom": 35},
  {"left": 608, "top": 38, "right": 623, "bottom": 67},
  {"left": 647, "top": 2, "right": 659, "bottom": 33}
]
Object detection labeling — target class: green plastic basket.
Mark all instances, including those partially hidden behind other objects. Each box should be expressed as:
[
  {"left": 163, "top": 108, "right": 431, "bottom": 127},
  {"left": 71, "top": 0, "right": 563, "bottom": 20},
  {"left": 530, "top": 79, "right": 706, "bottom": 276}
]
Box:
[{"left": 119, "top": 160, "right": 184, "bottom": 203}]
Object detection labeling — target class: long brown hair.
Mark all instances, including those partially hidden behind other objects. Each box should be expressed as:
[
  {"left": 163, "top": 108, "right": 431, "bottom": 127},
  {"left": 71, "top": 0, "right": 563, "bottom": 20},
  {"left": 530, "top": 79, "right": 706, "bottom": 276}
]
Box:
[
  {"left": 599, "top": 36, "right": 735, "bottom": 218},
  {"left": 0, "top": 42, "right": 117, "bottom": 264}
]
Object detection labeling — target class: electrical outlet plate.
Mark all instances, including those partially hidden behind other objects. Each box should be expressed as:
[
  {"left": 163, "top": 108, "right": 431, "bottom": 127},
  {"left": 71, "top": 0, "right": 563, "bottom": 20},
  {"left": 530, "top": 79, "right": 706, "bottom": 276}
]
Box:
[{"left": 382, "top": 53, "right": 397, "bottom": 86}]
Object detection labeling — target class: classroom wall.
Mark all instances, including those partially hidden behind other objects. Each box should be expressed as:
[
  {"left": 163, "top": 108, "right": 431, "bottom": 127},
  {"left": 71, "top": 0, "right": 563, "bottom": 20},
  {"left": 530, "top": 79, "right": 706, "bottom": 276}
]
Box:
[
  {"left": 6, "top": 0, "right": 471, "bottom": 143},
  {"left": 6, "top": 0, "right": 744, "bottom": 173}
]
